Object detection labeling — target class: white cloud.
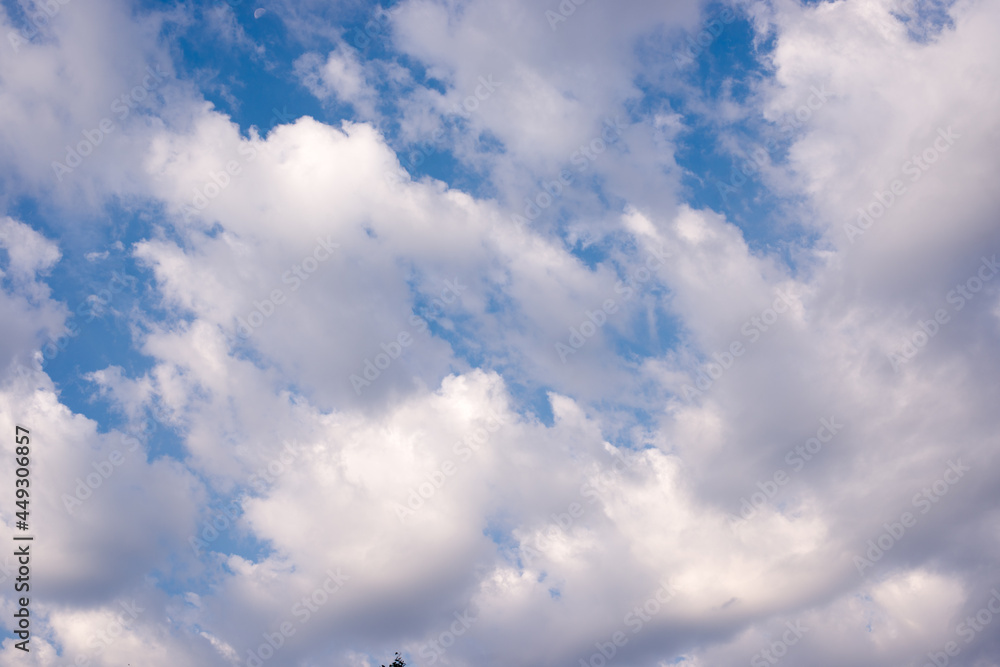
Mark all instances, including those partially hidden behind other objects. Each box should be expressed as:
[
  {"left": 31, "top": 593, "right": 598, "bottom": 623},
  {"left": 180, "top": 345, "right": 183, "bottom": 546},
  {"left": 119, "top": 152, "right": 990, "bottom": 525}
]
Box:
[{"left": 295, "top": 45, "right": 380, "bottom": 117}]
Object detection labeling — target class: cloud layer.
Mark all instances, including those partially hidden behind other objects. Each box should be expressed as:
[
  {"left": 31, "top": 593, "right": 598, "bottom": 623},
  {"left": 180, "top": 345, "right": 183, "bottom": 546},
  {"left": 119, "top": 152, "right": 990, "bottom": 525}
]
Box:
[{"left": 1, "top": 0, "right": 999, "bottom": 666}]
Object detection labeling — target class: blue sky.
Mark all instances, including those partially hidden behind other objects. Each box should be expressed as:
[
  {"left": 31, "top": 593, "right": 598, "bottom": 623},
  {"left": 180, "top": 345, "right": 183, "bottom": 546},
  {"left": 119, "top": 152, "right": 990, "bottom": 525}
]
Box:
[{"left": 1, "top": 0, "right": 999, "bottom": 666}]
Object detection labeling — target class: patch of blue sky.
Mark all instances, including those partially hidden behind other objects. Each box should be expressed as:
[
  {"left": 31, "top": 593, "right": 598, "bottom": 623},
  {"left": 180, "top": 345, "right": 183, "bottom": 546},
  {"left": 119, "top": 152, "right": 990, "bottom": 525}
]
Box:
[
  {"left": 634, "top": 7, "right": 819, "bottom": 263},
  {"left": 184, "top": 497, "right": 276, "bottom": 572},
  {"left": 483, "top": 515, "right": 531, "bottom": 567},
  {"left": 344, "top": 18, "right": 509, "bottom": 198},
  {"left": 481, "top": 287, "right": 513, "bottom": 318},
  {"left": 409, "top": 276, "right": 554, "bottom": 425},
  {"left": 604, "top": 302, "right": 678, "bottom": 359},
  {"left": 506, "top": 382, "right": 555, "bottom": 427},
  {"left": 460, "top": 288, "right": 559, "bottom": 426},
  {"left": 590, "top": 398, "right": 663, "bottom": 450},
  {"left": 889, "top": 0, "right": 956, "bottom": 43},
  {"left": 545, "top": 193, "right": 629, "bottom": 265},
  {"left": 137, "top": 0, "right": 501, "bottom": 204},
  {"left": 568, "top": 238, "right": 609, "bottom": 271},
  {"left": 148, "top": 0, "right": 327, "bottom": 138},
  {"left": 410, "top": 287, "right": 497, "bottom": 383},
  {"left": 401, "top": 140, "right": 497, "bottom": 203},
  {"left": 426, "top": 314, "right": 483, "bottom": 367},
  {"left": 4, "top": 198, "right": 192, "bottom": 467},
  {"left": 445, "top": 332, "right": 565, "bottom": 428},
  {"left": 228, "top": 336, "right": 281, "bottom": 374},
  {"left": 490, "top": 363, "right": 560, "bottom": 427},
  {"left": 558, "top": 234, "right": 684, "bottom": 375}
]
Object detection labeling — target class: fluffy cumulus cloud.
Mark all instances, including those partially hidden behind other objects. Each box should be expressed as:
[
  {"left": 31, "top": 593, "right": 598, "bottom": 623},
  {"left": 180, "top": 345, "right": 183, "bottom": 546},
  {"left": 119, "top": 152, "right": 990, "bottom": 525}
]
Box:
[{"left": 0, "top": 0, "right": 999, "bottom": 665}]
